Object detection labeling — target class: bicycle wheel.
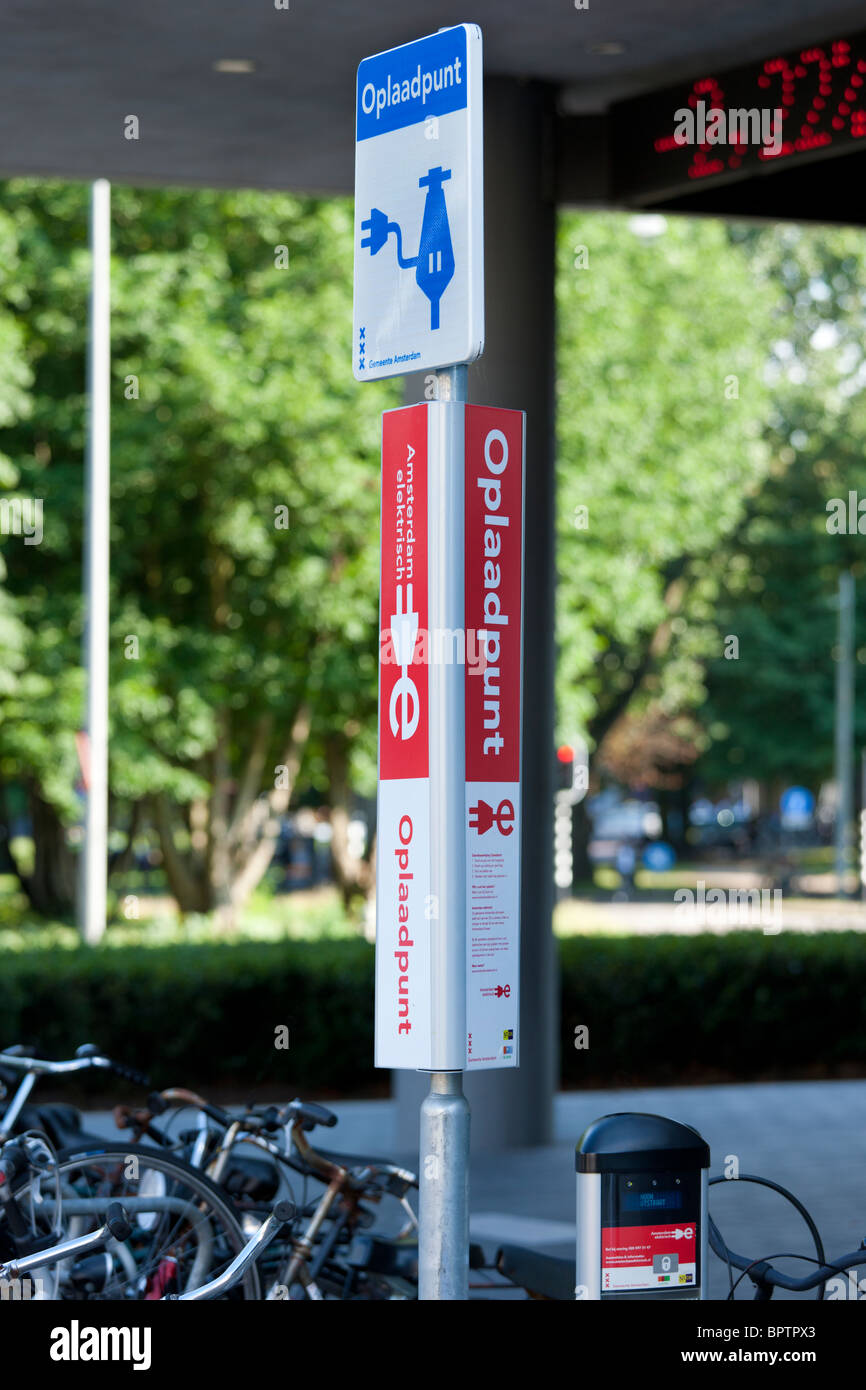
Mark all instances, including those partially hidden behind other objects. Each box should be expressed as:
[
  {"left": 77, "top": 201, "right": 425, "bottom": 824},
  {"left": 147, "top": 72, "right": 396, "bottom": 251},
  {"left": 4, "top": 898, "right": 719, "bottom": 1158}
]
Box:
[{"left": 6, "top": 1143, "right": 261, "bottom": 1300}]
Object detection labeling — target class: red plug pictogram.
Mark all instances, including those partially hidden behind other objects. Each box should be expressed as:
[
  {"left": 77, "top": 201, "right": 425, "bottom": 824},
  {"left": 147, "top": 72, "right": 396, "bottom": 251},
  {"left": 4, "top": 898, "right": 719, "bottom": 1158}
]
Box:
[
  {"left": 468, "top": 798, "right": 494, "bottom": 834},
  {"left": 469, "top": 798, "right": 515, "bottom": 836}
]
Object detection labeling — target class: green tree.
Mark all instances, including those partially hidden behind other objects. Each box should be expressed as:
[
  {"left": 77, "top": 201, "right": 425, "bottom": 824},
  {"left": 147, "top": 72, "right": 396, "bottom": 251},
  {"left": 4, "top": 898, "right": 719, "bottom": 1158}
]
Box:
[
  {"left": 700, "top": 223, "right": 866, "bottom": 787},
  {"left": 555, "top": 214, "right": 778, "bottom": 804},
  {"left": 0, "top": 195, "right": 66, "bottom": 908},
  {"left": 0, "top": 182, "right": 396, "bottom": 927}
]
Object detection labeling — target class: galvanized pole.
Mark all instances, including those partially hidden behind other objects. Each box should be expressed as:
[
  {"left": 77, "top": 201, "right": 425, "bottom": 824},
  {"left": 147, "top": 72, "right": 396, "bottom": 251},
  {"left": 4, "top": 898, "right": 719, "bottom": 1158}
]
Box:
[
  {"left": 418, "top": 363, "right": 470, "bottom": 1301},
  {"left": 80, "top": 179, "right": 111, "bottom": 945},
  {"left": 419, "top": 1071, "right": 470, "bottom": 1299},
  {"left": 834, "top": 570, "right": 855, "bottom": 898}
]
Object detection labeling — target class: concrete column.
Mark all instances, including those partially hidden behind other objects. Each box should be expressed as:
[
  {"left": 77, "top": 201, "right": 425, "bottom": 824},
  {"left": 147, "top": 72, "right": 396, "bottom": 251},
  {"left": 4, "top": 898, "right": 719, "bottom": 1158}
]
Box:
[{"left": 397, "top": 77, "right": 559, "bottom": 1151}]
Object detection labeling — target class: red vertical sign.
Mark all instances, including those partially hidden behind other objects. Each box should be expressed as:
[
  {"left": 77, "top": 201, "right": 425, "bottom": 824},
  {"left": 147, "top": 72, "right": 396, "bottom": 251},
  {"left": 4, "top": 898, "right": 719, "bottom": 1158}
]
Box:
[
  {"left": 464, "top": 406, "right": 523, "bottom": 783},
  {"left": 376, "top": 405, "right": 432, "bottom": 1069},
  {"left": 379, "top": 405, "right": 429, "bottom": 780}
]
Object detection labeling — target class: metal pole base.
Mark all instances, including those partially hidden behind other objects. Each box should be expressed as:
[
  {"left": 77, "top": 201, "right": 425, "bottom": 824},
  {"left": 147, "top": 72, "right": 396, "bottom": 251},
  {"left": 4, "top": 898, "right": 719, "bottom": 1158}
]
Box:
[{"left": 418, "top": 1071, "right": 470, "bottom": 1300}]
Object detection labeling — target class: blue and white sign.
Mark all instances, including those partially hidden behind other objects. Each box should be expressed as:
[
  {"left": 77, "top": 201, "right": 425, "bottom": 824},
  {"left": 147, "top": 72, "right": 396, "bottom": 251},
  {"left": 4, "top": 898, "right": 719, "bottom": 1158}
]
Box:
[
  {"left": 780, "top": 785, "right": 814, "bottom": 829},
  {"left": 642, "top": 841, "right": 676, "bottom": 873},
  {"left": 353, "top": 24, "right": 484, "bottom": 381}
]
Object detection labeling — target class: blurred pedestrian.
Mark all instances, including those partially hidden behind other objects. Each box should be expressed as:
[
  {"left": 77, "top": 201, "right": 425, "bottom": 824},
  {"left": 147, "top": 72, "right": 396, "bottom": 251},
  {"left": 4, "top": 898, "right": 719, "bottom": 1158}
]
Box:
[{"left": 615, "top": 840, "right": 636, "bottom": 900}]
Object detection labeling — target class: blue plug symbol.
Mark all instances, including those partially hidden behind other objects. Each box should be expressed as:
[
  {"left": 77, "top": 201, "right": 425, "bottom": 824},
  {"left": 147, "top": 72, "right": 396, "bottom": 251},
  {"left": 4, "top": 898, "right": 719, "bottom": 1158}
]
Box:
[{"left": 360, "top": 166, "right": 455, "bottom": 331}]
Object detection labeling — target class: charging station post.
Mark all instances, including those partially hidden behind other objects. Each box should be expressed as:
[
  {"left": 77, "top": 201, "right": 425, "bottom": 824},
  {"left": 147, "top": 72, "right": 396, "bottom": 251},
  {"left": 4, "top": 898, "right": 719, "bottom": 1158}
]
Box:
[
  {"left": 355, "top": 24, "right": 525, "bottom": 1300},
  {"left": 576, "top": 1113, "right": 710, "bottom": 1300}
]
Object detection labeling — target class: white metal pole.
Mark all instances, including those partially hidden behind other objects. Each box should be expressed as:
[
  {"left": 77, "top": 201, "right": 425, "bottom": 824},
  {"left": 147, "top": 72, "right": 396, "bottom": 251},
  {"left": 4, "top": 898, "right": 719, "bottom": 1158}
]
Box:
[
  {"left": 418, "top": 363, "right": 470, "bottom": 1301},
  {"left": 81, "top": 178, "right": 111, "bottom": 946}
]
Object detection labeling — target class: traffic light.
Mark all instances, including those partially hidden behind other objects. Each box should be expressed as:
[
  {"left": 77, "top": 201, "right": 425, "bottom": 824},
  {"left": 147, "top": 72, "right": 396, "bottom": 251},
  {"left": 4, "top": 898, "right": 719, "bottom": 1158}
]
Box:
[
  {"left": 556, "top": 744, "right": 575, "bottom": 794},
  {"left": 554, "top": 746, "right": 576, "bottom": 894}
]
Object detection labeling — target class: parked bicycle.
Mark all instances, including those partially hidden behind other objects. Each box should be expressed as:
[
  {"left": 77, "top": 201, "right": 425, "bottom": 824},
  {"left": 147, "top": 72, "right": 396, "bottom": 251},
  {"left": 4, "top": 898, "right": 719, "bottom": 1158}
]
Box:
[
  {"left": 0, "top": 1046, "right": 263, "bottom": 1299},
  {"left": 1, "top": 1043, "right": 421, "bottom": 1299},
  {"left": 116, "top": 1089, "right": 421, "bottom": 1299}
]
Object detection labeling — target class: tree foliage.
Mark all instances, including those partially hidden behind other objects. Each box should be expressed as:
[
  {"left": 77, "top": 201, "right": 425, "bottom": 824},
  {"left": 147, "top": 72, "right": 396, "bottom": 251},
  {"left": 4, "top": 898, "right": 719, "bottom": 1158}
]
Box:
[
  {"left": 555, "top": 213, "right": 778, "bottom": 770},
  {"left": 0, "top": 182, "right": 396, "bottom": 923},
  {"left": 2, "top": 183, "right": 864, "bottom": 931},
  {"left": 700, "top": 223, "right": 866, "bottom": 786}
]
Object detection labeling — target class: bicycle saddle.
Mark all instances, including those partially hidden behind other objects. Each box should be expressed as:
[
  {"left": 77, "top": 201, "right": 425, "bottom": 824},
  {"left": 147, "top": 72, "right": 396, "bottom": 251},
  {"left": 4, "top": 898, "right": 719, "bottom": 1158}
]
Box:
[
  {"left": 15, "top": 1103, "right": 111, "bottom": 1154},
  {"left": 316, "top": 1147, "right": 408, "bottom": 1171}
]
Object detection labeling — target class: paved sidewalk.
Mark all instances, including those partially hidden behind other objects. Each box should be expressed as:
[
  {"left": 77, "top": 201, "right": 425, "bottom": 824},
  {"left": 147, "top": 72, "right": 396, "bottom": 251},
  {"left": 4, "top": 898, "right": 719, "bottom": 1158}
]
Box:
[{"left": 87, "top": 1078, "right": 866, "bottom": 1300}]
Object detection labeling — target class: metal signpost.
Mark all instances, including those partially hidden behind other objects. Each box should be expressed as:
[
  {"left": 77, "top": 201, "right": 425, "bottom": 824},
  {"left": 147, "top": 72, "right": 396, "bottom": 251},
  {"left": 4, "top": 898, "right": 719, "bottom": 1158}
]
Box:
[
  {"left": 354, "top": 24, "right": 525, "bottom": 1300},
  {"left": 81, "top": 178, "right": 111, "bottom": 948}
]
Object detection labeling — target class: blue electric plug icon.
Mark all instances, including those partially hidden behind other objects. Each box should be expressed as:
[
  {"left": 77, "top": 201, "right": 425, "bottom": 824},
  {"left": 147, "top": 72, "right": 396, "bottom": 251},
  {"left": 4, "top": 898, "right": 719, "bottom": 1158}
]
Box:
[{"left": 360, "top": 166, "right": 455, "bottom": 330}]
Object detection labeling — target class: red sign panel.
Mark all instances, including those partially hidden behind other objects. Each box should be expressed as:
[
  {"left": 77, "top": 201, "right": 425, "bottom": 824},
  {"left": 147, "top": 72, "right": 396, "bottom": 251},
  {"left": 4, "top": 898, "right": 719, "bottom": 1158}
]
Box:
[
  {"left": 602, "top": 1222, "right": 697, "bottom": 1292},
  {"left": 379, "top": 405, "right": 429, "bottom": 782},
  {"left": 464, "top": 405, "right": 523, "bottom": 784}
]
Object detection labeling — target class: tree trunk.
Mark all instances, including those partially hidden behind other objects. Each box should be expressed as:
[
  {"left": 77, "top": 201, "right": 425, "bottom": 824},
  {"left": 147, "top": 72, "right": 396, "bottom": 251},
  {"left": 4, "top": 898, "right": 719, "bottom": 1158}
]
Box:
[
  {"left": 225, "top": 700, "right": 312, "bottom": 918},
  {"left": 570, "top": 796, "right": 593, "bottom": 892},
  {"left": 208, "top": 710, "right": 236, "bottom": 930},
  {"left": 151, "top": 701, "right": 313, "bottom": 925},
  {"left": 16, "top": 787, "right": 78, "bottom": 920},
  {"left": 325, "top": 736, "right": 373, "bottom": 912},
  {"left": 108, "top": 798, "right": 140, "bottom": 880},
  {"left": 153, "top": 794, "right": 209, "bottom": 914}
]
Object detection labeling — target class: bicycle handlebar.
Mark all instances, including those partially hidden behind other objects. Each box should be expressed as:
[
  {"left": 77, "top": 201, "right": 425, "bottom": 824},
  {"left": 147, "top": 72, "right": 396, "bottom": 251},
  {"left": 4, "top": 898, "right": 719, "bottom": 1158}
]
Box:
[
  {"left": 0, "top": 1047, "right": 149, "bottom": 1088},
  {"left": 708, "top": 1217, "right": 866, "bottom": 1292},
  {"left": 0, "top": 1202, "right": 133, "bottom": 1280},
  {"left": 166, "top": 1200, "right": 297, "bottom": 1301},
  {"left": 292, "top": 1100, "right": 338, "bottom": 1130}
]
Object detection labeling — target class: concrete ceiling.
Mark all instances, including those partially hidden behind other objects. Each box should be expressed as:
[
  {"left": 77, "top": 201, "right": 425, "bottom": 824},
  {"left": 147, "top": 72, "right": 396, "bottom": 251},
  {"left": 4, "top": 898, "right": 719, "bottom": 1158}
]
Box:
[{"left": 2, "top": 1, "right": 866, "bottom": 194}]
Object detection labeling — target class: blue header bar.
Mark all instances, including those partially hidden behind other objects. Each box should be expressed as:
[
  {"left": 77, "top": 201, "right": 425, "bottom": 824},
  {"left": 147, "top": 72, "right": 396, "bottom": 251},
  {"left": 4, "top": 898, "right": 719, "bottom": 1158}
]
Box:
[{"left": 356, "top": 25, "right": 468, "bottom": 142}]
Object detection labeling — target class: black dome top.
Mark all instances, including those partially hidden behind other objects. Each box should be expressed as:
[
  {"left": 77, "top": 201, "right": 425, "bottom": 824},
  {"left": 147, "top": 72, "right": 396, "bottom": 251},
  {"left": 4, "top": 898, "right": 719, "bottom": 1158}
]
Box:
[{"left": 576, "top": 1112, "right": 710, "bottom": 1172}]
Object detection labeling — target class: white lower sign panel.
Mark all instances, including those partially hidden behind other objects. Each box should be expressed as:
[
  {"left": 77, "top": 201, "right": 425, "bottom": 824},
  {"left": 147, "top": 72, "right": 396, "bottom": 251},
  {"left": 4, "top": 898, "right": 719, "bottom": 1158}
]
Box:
[
  {"left": 464, "top": 406, "right": 524, "bottom": 1069},
  {"left": 465, "top": 781, "right": 521, "bottom": 1067},
  {"left": 375, "top": 779, "right": 432, "bottom": 1069}
]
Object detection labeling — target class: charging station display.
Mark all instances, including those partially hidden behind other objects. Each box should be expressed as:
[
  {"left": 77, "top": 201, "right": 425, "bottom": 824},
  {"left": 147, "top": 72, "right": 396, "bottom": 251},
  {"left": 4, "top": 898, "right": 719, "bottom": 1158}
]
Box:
[
  {"left": 576, "top": 1112, "right": 710, "bottom": 1300},
  {"left": 601, "top": 1170, "right": 700, "bottom": 1293}
]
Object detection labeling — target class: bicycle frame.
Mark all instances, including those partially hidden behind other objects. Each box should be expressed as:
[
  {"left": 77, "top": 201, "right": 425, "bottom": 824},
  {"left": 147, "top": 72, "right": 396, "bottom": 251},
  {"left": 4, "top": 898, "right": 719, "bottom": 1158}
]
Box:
[{"left": 119, "top": 1089, "right": 419, "bottom": 1300}]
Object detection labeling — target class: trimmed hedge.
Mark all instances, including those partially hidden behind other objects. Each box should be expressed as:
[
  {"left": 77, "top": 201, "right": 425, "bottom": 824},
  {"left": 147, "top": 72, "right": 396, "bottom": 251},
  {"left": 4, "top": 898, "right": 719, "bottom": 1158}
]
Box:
[
  {"left": 2, "top": 931, "right": 865, "bottom": 1093},
  {"left": 0, "top": 938, "right": 377, "bottom": 1095},
  {"left": 560, "top": 931, "right": 866, "bottom": 1087}
]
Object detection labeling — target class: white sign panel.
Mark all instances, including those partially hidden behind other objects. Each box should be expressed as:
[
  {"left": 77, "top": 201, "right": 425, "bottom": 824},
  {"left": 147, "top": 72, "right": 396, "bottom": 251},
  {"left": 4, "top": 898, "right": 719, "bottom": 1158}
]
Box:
[
  {"left": 464, "top": 407, "right": 524, "bottom": 1070},
  {"left": 353, "top": 24, "right": 484, "bottom": 381}
]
